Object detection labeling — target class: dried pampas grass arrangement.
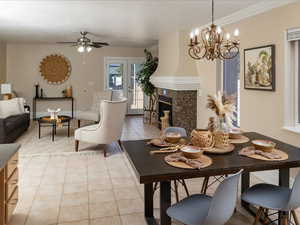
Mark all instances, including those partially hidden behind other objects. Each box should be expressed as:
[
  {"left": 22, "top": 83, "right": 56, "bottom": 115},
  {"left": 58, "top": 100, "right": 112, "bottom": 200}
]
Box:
[{"left": 207, "top": 91, "right": 236, "bottom": 128}]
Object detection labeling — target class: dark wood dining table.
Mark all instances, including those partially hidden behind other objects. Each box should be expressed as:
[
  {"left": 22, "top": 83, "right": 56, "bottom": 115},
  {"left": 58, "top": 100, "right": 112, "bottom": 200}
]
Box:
[{"left": 122, "top": 132, "right": 300, "bottom": 225}]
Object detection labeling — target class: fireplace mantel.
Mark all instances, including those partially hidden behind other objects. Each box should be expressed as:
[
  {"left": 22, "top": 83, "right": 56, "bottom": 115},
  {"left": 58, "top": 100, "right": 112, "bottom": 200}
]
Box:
[{"left": 150, "top": 76, "right": 201, "bottom": 91}]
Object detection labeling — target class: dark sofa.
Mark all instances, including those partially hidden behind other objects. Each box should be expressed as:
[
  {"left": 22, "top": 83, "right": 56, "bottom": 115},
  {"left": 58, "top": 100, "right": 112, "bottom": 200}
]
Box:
[{"left": 0, "top": 113, "right": 30, "bottom": 144}]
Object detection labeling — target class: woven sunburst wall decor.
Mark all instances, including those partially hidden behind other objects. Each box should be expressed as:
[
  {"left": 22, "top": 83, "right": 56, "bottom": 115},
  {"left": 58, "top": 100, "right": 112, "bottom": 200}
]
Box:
[{"left": 39, "top": 54, "right": 71, "bottom": 85}]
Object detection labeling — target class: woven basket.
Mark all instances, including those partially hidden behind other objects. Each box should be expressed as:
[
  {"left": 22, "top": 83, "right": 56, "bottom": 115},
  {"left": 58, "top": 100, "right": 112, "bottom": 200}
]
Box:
[
  {"left": 191, "top": 129, "right": 215, "bottom": 149},
  {"left": 213, "top": 131, "right": 230, "bottom": 148}
]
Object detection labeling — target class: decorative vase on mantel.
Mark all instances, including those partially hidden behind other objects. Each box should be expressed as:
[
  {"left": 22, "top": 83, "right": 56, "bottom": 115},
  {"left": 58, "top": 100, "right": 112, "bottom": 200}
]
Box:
[
  {"left": 160, "top": 110, "right": 170, "bottom": 133},
  {"left": 213, "top": 116, "right": 230, "bottom": 148}
]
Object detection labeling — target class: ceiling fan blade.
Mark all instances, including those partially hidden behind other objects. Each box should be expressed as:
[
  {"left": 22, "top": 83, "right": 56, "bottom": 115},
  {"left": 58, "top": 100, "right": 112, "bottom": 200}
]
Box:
[
  {"left": 56, "top": 42, "right": 77, "bottom": 44},
  {"left": 89, "top": 44, "right": 103, "bottom": 48},
  {"left": 92, "top": 42, "right": 109, "bottom": 46}
]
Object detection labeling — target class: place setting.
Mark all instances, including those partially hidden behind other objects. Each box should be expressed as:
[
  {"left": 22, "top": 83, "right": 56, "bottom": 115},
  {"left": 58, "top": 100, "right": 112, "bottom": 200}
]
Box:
[
  {"left": 147, "top": 130, "right": 213, "bottom": 170},
  {"left": 239, "top": 139, "right": 289, "bottom": 161}
]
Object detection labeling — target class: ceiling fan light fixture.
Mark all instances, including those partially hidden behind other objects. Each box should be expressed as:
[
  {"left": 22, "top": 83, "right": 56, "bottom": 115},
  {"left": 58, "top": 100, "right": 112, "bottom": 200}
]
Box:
[
  {"left": 86, "top": 46, "right": 92, "bottom": 53},
  {"left": 77, "top": 45, "right": 85, "bottom": 53}
]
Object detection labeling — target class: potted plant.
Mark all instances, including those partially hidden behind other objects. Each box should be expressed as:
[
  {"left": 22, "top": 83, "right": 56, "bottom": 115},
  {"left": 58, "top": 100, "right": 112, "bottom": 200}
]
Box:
[{"left": 137, "top": 49, "right": 158, "bottom": 124}]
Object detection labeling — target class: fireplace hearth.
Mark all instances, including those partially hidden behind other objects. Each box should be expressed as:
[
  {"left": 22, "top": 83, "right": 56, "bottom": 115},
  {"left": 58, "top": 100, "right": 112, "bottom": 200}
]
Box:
[{"left": 157, "top": 88, "right": 197, "bottom": 134}]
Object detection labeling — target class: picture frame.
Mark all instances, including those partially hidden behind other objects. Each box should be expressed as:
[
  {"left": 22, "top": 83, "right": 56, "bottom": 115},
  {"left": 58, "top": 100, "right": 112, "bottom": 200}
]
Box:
[{"left": 244, "top": 45, "right": 275, "bottom": 91}]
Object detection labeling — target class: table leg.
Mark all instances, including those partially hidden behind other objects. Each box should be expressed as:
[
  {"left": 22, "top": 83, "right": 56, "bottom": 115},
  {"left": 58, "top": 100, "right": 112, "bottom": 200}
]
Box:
[
  {"left": 144, "top": 183, "right": 154, "bottom": 218},
  {"left": 68, "top": 120, "right": 70, "bottom": 137},
  {"left": 33, "top": 98, "right": 36, "bottom": 120},
  {"left": 241, "top": 171, "right": 250, "bottom": 209},
  {"left": 71, "top": 98, "right": 74, "bottom": 119},
  {"left": 144, "top": 183, "right": 157, "bottom": 225},
  {"left": 278, "top": 168, "right": 290, "bottom": 225},
  {"left": 38, "top": 122, "right": 41, "bottom": 139},
  {"left": 160, "top": 181, "right": 171, "bottom": 225},
  {"left": 52, "top": 124, "right": 55, "bottom": 142}
]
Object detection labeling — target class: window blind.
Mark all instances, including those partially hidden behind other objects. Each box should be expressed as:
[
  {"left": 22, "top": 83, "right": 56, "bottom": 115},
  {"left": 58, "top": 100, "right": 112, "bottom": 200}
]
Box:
[{"left": 287, "top": 28, "right": 300, "bottom": 41}]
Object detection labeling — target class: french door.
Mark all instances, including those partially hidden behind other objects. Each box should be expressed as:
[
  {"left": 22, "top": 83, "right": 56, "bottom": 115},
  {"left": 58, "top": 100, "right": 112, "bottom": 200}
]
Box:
[{"left": 105, "top": 57, "right": 144, "bottom": 115}]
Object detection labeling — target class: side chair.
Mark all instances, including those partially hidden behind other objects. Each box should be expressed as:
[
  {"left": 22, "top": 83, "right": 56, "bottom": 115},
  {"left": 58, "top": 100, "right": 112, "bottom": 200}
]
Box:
[
  {"left": 242, "top": 171, "right": 300, "bottom": 225},
  {"left": 167, "top": 170, "right": 242, "bottom": 225}
]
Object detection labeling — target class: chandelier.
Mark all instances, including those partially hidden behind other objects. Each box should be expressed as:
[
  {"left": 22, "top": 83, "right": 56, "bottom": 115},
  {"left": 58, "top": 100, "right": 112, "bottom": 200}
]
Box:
[{"left": 188, "top": 0, "right": 240, "bottom": 61}]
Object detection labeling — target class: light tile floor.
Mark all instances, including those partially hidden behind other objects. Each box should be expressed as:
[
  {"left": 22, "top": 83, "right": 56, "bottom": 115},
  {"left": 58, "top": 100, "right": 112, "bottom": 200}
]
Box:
[{"left": 9, "top": 116, "right": 300, "bottom": 225}]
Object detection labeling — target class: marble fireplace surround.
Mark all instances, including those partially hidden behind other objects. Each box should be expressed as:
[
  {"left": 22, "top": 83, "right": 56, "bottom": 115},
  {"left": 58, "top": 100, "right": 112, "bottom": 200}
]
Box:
[{"left": 151, "top": 76, "right": 201, "bottom": 134}]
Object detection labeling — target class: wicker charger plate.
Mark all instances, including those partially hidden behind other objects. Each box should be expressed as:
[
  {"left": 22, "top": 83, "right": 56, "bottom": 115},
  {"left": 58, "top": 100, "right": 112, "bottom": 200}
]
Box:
[
  {"left": 148, "top": 138, "right": 175, "bottom": 147},
  {"left": 229, "top": 135, "right": 250, "bottom": 144},
  {"left": 204, "top": 144, "right": 235, "bottom": 154},
  {"left": 164, "top": 152, "right": 212, "bottom": 169},
  {"left": 241, "top": 146, "right": 289, "bottom": 161}
]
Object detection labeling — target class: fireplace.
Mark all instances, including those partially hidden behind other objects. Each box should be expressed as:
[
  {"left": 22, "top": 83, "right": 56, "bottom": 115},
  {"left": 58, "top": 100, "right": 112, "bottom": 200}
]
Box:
[
  {"left": 157, "top": 88, "right": 197, "bottom": 134},
  {"left": 158, "top": 95, "right": 173, "bottom": 129}
]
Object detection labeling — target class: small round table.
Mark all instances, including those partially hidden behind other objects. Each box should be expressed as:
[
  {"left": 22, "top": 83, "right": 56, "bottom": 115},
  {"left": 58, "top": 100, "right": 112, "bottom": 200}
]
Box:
[{"left": 38, "top": 115, "right": 71, "bottom": 141}]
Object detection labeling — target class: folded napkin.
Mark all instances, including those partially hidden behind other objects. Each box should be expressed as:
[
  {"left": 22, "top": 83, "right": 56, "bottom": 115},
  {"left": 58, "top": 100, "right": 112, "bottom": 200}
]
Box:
[
  {"left": 239, "top": 147, "right": 282, "bottom": 160},
  {"left": 165, "top": 153, "right": 205, "bottom": 169}
]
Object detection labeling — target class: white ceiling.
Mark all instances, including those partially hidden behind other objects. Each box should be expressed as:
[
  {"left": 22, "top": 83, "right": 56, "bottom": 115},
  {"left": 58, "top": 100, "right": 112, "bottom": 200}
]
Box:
[{"left": 0, "top": 0, "right": 294, "bottom": 47}]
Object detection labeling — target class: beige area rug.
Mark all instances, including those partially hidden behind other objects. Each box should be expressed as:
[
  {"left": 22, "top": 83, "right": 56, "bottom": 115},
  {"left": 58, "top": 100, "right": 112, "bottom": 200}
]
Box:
[{"left": 17, "top": 117, "right": 160, "bottom": 155}]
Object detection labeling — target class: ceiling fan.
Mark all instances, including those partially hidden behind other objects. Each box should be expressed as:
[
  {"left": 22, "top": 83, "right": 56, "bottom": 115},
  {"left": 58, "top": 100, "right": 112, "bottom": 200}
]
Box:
[{"left": 57, "top": 31, "right": 109, "bottom": 53}]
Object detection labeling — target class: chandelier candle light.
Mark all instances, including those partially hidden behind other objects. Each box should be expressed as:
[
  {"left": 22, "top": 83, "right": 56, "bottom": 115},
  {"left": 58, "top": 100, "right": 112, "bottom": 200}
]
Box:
[{"left": 188, "top": 0, "right": 240, "bottom": 61}]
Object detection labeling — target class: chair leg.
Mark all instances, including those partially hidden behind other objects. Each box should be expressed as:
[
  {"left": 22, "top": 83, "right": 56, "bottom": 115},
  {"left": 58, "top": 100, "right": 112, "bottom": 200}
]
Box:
[
  {"left": 181, "top": 179, "right": 190, "bottom": 197},
  {"left": 292, "top": 210, "right": 300, "bottom": 225},
  {"left": 75, "top": 140, "right": 79, "bottom": 152},
  {"left": 78, "top": 120, "right": 81, "bottom": 128},
  {"left": 283, "top": 214, "right": 289, "bottom": 225},
  {"left": 201, "top": 177, "right": 209, "bottom": 194},
  {"left": 103, "top": 145, "right": 107, "bottom": 157},
  {"left": 253, "top": 207, "right": 264, "bottom": 225},
  {"left": 118, "top": 140, "right": 123, "bottom": 151},
  {"left": 263, "top": 208, "right": 271, "bottom": 225},
  {"left": 173, "top": 180, "right": 179, "bottom": 203}
]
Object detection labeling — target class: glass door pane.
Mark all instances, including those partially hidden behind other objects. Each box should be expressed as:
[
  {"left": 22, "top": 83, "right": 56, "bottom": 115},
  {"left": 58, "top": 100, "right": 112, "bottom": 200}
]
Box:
[
  {"left": 223, "top": 53, "right": 240, "bottom": 127},
  {"left": 107, "top": 63, "right": 125, "bottom": 90},
  {"left": 127, "top": 62, "right": 144, "bottom": 114}
]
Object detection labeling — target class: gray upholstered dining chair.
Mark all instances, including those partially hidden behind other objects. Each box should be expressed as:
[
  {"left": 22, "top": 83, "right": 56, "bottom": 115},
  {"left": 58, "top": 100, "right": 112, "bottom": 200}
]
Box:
[
  {"left": 163, "top": 127, "right": 188, "bottom": 137},
  {"left": 167, "top": 170, "right": 242, "bottom": 225},
  {"left": 241, "top": 171, "right": 300, "bottom": 225},
  {"left": 154, "top": 127, "right": 189, "bottom": 202}
]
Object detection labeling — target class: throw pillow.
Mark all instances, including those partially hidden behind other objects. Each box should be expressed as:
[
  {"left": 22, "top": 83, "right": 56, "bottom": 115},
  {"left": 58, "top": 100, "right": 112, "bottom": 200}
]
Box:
[{"left": 0, "top": 98, "right": 23, "bottom": 118}]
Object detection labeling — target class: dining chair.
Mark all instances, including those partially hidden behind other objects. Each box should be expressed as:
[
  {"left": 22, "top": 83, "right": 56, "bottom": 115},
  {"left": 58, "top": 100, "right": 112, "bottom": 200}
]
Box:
[
  {"left": 75, "top": 98, "right": 127, "bottom": 157},
  {"left": 167, "top": 170, "right": 242, "bottom": 225},
  {"left": 154, "top": 127, "right": 190, "bottom": 202},
  {"left": 241, "top": 171, "right": 300, "bottom": 225}
]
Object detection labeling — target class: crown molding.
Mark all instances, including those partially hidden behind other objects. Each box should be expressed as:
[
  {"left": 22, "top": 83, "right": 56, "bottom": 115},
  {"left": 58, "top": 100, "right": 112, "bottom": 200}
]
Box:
[
  {"left": 198, "top": 0, "right": 297, "bottom": 29},
  {"left": 150, "top": 76, "right": 201, "bottom": 91}
]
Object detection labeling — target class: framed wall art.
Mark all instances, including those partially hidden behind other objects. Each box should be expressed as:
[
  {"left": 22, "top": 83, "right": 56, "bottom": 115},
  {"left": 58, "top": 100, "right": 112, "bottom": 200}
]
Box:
[{"left": 244, "top": 45, "right": 275, "bottom": 91}]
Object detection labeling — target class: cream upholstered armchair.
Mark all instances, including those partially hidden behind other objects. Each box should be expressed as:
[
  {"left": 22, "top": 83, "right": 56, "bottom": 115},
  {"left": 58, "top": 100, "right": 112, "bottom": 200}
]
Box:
[
  {"left": 74, "top": 98, "right": 127, "bottom": 157},
  {"left": 76, "top": 91, "right": 112, "bottom": 127}
]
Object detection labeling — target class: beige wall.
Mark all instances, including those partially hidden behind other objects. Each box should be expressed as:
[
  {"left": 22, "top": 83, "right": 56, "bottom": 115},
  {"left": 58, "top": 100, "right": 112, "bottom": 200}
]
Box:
[
  {"left": 154, "top": 1, "right": 300, "bottom": 147},
  {"left": 6, "top": 44, "right": 144, "bottom": 114},
  {"left": 226, "top": 2, "right": 300, "bottom": 147},
  {"left": 194, "top": 2, "right": 300, "bottom": 147},
  {"left": 153, "top": 31, "right": 197, "bottom": 77},
  {"left": 0, "top": 42, "right": 6, "bottom": 84}
]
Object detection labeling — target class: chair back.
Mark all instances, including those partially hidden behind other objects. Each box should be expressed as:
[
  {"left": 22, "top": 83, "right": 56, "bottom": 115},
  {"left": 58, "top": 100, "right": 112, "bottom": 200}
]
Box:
[
  {"left": 112, "top": 90, "right": 125, "bottom": 101},
  {"left": 203, "top": 170, "right": 242, "bottom": 225},
  {"left": 287, "top": 171, "right": 300, "bottom": 210},
  {"left": 163, "top": 127, "right": 187, "bottom": 137},
  {"left": 97, "top": 98, "right": 127, "bottom": 143},
  {"left": 91, "top": 91, "right": 112, "bottom": 112}
]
